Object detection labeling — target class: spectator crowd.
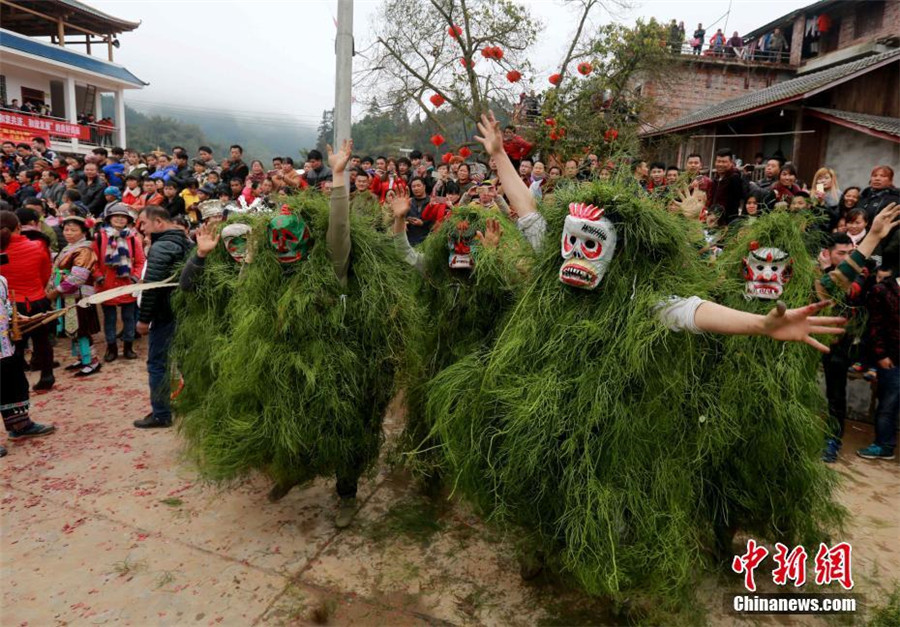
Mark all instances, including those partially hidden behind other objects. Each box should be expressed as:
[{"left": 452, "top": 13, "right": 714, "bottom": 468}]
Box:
[{"left": 0, "top": 129, "right": 897, "bottom": 462}]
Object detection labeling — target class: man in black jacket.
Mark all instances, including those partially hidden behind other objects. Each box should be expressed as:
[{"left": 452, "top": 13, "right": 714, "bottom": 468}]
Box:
[
  {"left": 708, "top": 147, "right": 744, "bottom": 225},
  {"left": 220, "top": 145, "right": 249, "bottom": 186},
  {"left": 78, "top": 162, "right": 107, "bottom": 217},
  {"left": 134, "top": 206, "right": 193, "bottom": 429}
]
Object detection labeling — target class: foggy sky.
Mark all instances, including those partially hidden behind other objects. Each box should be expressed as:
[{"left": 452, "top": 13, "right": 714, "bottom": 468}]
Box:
[{"left": 92, "top": 0, "right": 811, "bottom": 129}]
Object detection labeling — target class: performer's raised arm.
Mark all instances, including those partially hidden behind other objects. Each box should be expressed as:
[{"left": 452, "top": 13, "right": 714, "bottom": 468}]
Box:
[{"left": 326, "top": 139, "right": 353, "bottom": 286}]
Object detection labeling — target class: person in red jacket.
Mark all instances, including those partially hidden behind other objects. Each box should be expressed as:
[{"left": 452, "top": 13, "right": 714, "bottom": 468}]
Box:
[
  {"left": 502, "top": 125, "right": 534, "bottom": 169},
  {"left": 93, "top": 203, "right": 145, "bottom": 362},
  {"left": 0, "top": 209, "right": 55, "bottom": 390}
]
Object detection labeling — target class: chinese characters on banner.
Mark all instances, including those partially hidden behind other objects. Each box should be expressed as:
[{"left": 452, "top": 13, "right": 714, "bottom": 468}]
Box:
[
  {"left": 0, "top": 111, "right": 91, "bottom": 144},
  {"left": 732, "top": 540, "right": 854, "bottom": 592}
]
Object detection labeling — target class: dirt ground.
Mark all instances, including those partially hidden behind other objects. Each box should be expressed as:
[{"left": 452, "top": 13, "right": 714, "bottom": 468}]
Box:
[{"left": 1, "top": 341, "right": 898, "bottom": 626}]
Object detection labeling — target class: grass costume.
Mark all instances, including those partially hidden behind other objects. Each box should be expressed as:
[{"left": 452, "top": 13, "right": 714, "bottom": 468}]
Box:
[
  {"left": 426, "top": 111, "right": 849, "bottom": 610},
  {"left": 390, "top": 195, "right": 533, "bottom": 480},
  {"left": 174, "top": 143, "right": 421, "bottom": 526}
]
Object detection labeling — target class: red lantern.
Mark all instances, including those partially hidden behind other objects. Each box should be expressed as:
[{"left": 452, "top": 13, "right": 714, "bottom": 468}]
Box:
[
  {"left": 492, "top": 46, "right": 504, "bottom": 60},
  {"left": 429, "top": 93, "right": 446, "bottom": 107},
  {"left": 506, "top": 70, "right": 522, "bottom": 83},
  {"left": 577, "top": 62, "right": 593, "bottom": 76},
  {"left": 544, "top": 118, "right": 556, "bottom": 127},
  {"left": 448, "top": 24, "right": 463, "bottom": 38},
  {"left": 604, "top": 128, "right": 619, "bottom": 142},
  {"left": 430, "top": 134, "right": 445, "bottom": 147},
  {"left": 459, "top": 57, "right": 474, "bottom": 68},
  {"left": 481, "top": 48, "right": 492, "bottom": 58},
  {"left": 549, "top": 130, "right": 559, "bottom": 141},
  {"left": 549, "top": 73, "right": 561, "bottom": 85},
  {"left": 458, "top": 146, "right": 472, "bottom": 159},
  {"left": 441, "top": 152, "right": 454, "bottom": 164}
]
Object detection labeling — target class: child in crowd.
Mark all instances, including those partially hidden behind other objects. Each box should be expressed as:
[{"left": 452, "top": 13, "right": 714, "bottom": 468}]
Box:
[
  {"left": 93, "top": 204, "right": 144, "bottom": 362},
  {"left": 700, "top": 204, "right": 727, "bottom": 260},
  {"left": 46, "top": 215, "right": 102, "bottom": 377},
  {"left": 122, "top": 174, "right": 142, "bottom": 206}
]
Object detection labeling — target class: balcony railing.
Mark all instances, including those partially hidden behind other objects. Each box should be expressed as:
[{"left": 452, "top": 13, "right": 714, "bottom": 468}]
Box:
[{"left": 671, "top": 41, "right": 792, "bottom": 65}]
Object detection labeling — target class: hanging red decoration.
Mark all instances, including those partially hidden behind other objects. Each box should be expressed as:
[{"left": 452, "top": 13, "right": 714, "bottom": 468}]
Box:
[
  {"left": 544, "top": 118, "right": 556, "bottom": 127},
  {"left": 458, "top": 146, "right": 472, "bottom": 159},
  {"left": 577, "top": 62, "right": 593, "bottom": 76},
  {"left": 604, "top": 128, "right": 619, "bottom": 142},
  {"left": 441, "top": 152, "right": 454, "bottom": 164},
  {"left": 430, "top": 134, "right": 446, "bottom": 147},
  {"left": 448, "top": 24, "right": 463, "bottom": 38},
  {"left": 480, "top": 47, "right": 492, "bottom": 58},
  {"left": 549, "top": 130, "right": 559, "bottom": 141},
  {"left": 506, "top": 70, "right": 522, "bottom": 83},
  {"left": 492, "top": 46, "right": 504, "bottom": 60},
  {"left": 549, "top": 73, "right": 561, "bottom": 85},
  {"left": 817, "top": 14, "right": 832, "bottom": 33},
  {"left": 557, "top": 127, "right": 566, "bottom": 138},
  {"left": 429, "top": 93, "right": 446, "bottom": 107},
  {"left": 459, "top": 57, "right": 474, "bottom": 68}
]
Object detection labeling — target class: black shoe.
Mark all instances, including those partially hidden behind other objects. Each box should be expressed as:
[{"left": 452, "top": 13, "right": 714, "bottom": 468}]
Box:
[
  {"left": 104, "top": 343, "right": 118, "bottom": 362},
  {"left": 134, "top": 415, "right": 172, "bottom": 429},
  {"left": 8, "top": 423, "right": 56, "bottom": 441},
  {"left": 74, "top": 360, "right": 102, "bottom": 377},
  {"left": 0, "top": 445, "right": 7, "bottom": 457},
  {"left": 123, "top": 342, "right": 138, "bottom": 360},
  {"left": 32, "top": 376, "right": 55, "bottom": 391}
]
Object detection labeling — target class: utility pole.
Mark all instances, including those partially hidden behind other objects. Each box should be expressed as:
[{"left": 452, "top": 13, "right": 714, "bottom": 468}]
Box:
[{"left": 334, "top": 0, "right": 353, "bottom": 184}]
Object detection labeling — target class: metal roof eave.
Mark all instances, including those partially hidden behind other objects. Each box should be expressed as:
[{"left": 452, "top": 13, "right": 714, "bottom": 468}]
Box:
[{"left": 806, "top": 109, "right": 900, "bottom": 143}]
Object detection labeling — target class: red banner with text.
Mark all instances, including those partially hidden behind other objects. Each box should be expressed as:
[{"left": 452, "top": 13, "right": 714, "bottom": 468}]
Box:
[{"left": 0, "top": 111, "right": 90, "bottom": 143}]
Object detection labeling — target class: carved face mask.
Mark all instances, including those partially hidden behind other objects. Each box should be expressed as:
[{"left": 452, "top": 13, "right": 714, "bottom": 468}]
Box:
[
  {"left": 221, "top": 223, "right": 252, "bottom": 263},
  {"left": 742, "top": 242, "right": 792, "bottom": 300},
  {"left": 559, "top": 203, "right": 617, "bottom": 290},
  {"left": 267, "top": 205, "right": 311, "bottom": 263},
  {"left": 448, "top": 216, "right": 478, "bottom": 270}
]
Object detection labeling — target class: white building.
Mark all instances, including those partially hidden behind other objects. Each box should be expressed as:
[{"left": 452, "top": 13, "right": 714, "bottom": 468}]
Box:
[{"left": 0, "top": 0, "right": 145, "bottom": 154}]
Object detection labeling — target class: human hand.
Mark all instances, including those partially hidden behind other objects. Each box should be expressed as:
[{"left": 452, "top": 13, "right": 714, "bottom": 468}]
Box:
[
  {"left": 868, "top": 203, "right": 900, "bottom": 240},
  {"left": 670, "top": 187, "right": 704, "bottom": 219},
  {"left": 759, "top": 299, "right": 846, "bottom": 353},
  {"left": 473, "top": 110, "right": 504, "bottom": 156},
  {"left": 407, "top": 217, "right": 424, "bottom": 227},
  {"left": 136, "top": 321, "right": 150, "bottom": 335},
  {"left": 476, "top": 218, "right": 502, "bottom": 248},
  {"left": 878, "top": 357, "right": 894, "bottom": 369},
  {"left": 195, "top": 222, "right": 220, "bottom": 258},
  {"left": 390, "top": 187, "right": 411, "bottom": 220},
  {"left": 327, "top": 139, "right": 353, "bottom": 174}
]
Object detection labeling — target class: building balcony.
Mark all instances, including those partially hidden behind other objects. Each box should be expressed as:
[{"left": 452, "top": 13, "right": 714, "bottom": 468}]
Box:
[{"left": 0, "top": 107, "right": 119, "bottom": 153}]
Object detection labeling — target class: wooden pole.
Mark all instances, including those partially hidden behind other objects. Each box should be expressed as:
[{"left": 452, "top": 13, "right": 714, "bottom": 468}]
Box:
[{"left": 57, "top": 18, "right": 65, "bottom": 46}]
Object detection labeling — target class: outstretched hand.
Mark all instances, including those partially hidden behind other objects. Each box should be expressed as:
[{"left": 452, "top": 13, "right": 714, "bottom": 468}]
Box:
[
  {"left": 390, "top": 186, "right": 411, "bottom": 220},
  {"left": 475, "top": 218, "right": 503, "bottom": 249},
  {"left": 195, "top": 222, "right": 220, "bottom": 258},
  {"left": 327, "top": 139, "right": 353, "bottom": 174},
  {"left": 760, "top": 299, "right": 846, "bottom": 353},
  {"left": 473, "top": 111, "right": 504, "bottom": 156},
  {"left": 670, "top": 187, "right": 705, "bottom": 219},
  {"left": 868, "top": 202, "right": 900, "bottom": 240}
]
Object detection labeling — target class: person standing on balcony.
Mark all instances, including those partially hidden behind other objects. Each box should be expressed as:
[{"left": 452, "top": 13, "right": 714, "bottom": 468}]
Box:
[
  {"left": 692, "top": 23, "right": 706, "bottom": 55},
  {"left": 768, "top": 28, "right": 788, "bottom": 63}
]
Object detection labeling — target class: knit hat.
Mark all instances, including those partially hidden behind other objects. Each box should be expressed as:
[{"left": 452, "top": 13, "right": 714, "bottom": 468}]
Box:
[
  {"left": 199, "top": 199, "right": 226, "bottom": 221},
  {"left": 104, "top": 202, "right": 136, "bottom": 223},
  {"left": 104, "top": 186, "right": 122, "bottom": 199}
]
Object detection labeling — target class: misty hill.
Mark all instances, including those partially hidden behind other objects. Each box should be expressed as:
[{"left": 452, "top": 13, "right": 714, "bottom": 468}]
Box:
[{"left": 106, "top": 97, "right": 318, "bottom": 161}]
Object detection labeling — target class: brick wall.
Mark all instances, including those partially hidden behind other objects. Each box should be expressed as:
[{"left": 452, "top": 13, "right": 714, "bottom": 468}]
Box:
[
  {"left": 836, "top": 0, "right": 900, "bottom": 48},
  {"left": 641, "top": 60, "right": 795, "bottom": 130}
]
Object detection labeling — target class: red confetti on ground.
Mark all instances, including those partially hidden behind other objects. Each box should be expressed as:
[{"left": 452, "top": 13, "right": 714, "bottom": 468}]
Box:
[{"left": 62, "top": 518, "right": 87, "bottom": 534}]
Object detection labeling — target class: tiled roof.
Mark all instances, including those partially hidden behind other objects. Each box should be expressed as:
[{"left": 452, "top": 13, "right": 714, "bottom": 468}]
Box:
[
  {"left": 0, "top": 28, "right": 146, "bottom": 87},
  {"left": 808, "top": 107, "right": 900, "bottom": 138},
  {"left": 56, "top": 0, "right": 141, "bottom": 31},
  {"left": 643, "top": 48, "right": 900, "bottom": 136}
]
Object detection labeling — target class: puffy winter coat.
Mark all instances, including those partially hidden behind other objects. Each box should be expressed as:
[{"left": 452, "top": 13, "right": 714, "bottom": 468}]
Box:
[{"left": 92, "top": 227, "right": 146, "bottom": 305}]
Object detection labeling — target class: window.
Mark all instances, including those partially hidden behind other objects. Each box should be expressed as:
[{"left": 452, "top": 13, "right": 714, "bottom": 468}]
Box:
[{"left": 855, "top": 0, "right": 884, "bottom": 38}]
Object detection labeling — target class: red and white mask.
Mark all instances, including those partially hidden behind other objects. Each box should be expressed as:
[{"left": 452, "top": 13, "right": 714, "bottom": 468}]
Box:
[
  {"left": 742, "top": 242, "right": 792, "bottom": 300},
  {"left": 559, "top": 203, "right": 617, "bottom": 290}
]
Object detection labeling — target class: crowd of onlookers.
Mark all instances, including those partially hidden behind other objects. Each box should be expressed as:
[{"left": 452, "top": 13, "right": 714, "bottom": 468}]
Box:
[
  {"left": 0, "top": 131, "right": 897, "bottom": 461},
  {"left": 666, "top": 19, "right": 790, "bottom": 63}
]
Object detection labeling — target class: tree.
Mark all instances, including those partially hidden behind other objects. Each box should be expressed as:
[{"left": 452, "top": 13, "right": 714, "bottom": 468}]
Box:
[
  {"left": 315, "top": 109, "right": 334, "bottom": 155},
  {"left": 535, "top": 18, "right": 676, "bottom": 163},
  {"left": 359, "top": 0, "right": 541, "bottom": 135}
]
